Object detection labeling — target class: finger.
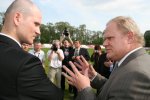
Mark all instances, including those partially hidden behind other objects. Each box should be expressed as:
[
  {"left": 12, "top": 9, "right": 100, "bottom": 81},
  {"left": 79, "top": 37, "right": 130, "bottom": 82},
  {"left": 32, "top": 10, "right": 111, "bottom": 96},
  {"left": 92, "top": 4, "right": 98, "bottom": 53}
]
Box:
[
  {"left": 89, "top": 64, "right": 95, "bottom": 71},
  {"left": 63, "top": 65, "right": 75, "bottom": 78},
  {"left": 78, "top": 71, "right": 86, "bottom": 75},
  {"left": 76, "top": 56, "right": 89, "bottom": 69},
  {"left": 76, "top": 56, "right": 84, "bottom": 67},
  {"left": 69, "top": 61, "right": 81, "bottom": 76},
  {"left": 62, "top": 72, "right": 77, "bottom": 86},
  {"left": 66, "top": 80, "right": 74, "bottom": 86},
  {"left": 80, "top": 56, "right": 89, "bottom": 67},
  {"left": 62, "top": 72, "right": 74, "bottom": 82},
  {"left": 74, "top": 62, "right": 82, "bottom": 70},
  {"left": 79, "top": 71, "right": 82, "bottom": 74}
]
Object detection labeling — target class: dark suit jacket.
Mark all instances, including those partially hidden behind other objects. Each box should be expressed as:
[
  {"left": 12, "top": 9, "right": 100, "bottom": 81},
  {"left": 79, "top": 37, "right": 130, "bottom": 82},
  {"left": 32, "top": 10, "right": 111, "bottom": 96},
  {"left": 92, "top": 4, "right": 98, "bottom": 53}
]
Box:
[
  {"left": 61, "top": 46, "right": 74, "bottom": 70},
  {"left": 0, "top": 35, "right": 63, "bottom": 100},
  {"left": 76, "top": 48, "right": 150, "bottom": 100},
  {"left": 73, "top": 48, "right": 90, "bottom": 61},
  {"left": 91, "top": 53, "right": 111, "bottom": 78}
]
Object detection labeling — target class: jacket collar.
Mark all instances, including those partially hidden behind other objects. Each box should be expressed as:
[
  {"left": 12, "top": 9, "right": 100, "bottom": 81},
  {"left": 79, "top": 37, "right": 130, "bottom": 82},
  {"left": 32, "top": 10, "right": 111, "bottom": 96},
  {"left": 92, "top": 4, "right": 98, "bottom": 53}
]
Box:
[
  {"left": 120, "top": 48, "right": 146, "bottom": 67},
  {"left": 0, "top": 34, "right": 21, "bottom": 49}
]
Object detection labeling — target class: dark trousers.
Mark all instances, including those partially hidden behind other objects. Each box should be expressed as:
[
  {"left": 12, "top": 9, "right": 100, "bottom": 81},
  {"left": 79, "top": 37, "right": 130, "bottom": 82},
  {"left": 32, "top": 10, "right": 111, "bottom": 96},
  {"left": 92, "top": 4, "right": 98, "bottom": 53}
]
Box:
[
  {"left": 73, "top": 86, "right": 78, "bottom": 99},
  {"left": 61, "top": 73, "right": 73, "bottom": 92}
]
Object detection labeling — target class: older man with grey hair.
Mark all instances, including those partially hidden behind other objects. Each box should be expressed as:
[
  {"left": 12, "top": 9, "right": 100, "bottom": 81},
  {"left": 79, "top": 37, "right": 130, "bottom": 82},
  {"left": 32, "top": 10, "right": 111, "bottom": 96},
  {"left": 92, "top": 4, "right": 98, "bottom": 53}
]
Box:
[{"left": 62, "top": 16, "right": 150, "bottom": 100}]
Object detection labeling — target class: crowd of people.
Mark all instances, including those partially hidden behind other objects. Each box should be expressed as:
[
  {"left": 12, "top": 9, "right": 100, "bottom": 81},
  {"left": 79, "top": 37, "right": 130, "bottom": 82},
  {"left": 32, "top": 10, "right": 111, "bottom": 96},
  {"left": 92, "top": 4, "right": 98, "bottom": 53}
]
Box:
[{"left": 0, "top": 0, "right": 150, "bottom": 100}]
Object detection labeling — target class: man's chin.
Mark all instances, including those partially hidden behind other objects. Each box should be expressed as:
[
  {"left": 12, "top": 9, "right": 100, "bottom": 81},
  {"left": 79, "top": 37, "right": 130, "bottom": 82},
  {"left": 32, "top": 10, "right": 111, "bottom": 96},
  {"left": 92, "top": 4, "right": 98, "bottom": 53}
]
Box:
[
  {"left": 26, "top": 41, "right": 33, "bottom": 45},
  {"left": 106, "top": 53, "right": 112, "bottom": 59}
]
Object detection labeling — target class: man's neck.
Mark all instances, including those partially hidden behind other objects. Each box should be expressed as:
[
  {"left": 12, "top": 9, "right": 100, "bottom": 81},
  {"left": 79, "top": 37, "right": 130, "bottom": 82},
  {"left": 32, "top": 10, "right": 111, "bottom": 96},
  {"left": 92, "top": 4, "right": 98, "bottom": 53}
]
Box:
[{"left": 34, "top": 49, "right": 40, "bottom": 52}]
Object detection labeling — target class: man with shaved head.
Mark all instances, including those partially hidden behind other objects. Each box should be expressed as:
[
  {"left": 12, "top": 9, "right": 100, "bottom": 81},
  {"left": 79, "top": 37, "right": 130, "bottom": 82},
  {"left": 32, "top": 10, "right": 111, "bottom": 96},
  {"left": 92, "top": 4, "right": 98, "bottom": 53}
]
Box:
[{"left": 0, "top": 0, "right": 63, "bottom": 100}]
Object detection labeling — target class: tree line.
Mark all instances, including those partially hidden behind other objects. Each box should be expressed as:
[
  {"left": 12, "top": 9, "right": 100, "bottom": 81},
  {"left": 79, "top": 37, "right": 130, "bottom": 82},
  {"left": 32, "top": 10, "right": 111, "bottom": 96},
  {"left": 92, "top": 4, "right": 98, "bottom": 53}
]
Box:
[{"left": 0, "top": 12, "right": 150, "bottom": 46}]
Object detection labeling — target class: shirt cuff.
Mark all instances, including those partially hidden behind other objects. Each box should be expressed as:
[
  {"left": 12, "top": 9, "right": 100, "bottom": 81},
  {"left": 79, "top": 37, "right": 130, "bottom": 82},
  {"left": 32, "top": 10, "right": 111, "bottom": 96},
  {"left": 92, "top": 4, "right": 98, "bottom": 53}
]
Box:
[{"left": 90, "top": 72, "right": 97, "bottom": 82}]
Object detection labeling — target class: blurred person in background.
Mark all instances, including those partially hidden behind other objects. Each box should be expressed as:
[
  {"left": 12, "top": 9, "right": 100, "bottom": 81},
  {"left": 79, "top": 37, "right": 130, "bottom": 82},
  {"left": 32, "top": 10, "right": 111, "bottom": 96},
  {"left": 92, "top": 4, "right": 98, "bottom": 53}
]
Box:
[
  {"left": 97, "top": 52, "right": 113, "bottom": 79},
  {"left": 72, "top": 39, "right": 90, "bottom": 99},
  {"left": 22, "top": 43, "right": 30, "bottom": 52},
  {"left": 91, "top": 45, "right": 113, "bottom": 95},
  {"left": 90, "top": 45, "right": 102, "bottom": 72},
  {"left": 47, "top": 40, "right": 64, "bottom": 88},
  {"left": 60, "top": 30, "right": 74, "bottom": 93},
  {"left": 28, "top": 41, "right": 45, "bottom": 67},
  {"left": 72, "top": 40, "right": 90, "bottom": 62}
]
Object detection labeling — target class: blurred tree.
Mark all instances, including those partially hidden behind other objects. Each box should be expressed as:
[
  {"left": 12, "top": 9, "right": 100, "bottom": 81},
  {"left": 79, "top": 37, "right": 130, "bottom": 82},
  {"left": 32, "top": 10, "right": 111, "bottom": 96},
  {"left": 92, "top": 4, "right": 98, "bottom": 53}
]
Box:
[
  {"left": 55, "top": 21, "right": 70, "bottom": 34},
  {"left": 39, "top": 20, "right": 104, "bottom": 45},
  {"left": 144, "top": 30, "right": 150, "bottom": 47},
  {"left": 78, "top": 24, "right": 86, "bottom": 43},
  {"left": 0, "top": 11, "right": 105, "bottom": 45},
  {"left": 0, "top": 12, "right": 5, "bottom": 31},
  {"left": 40, "top": 24, "right": 52, "bottom": 43}
]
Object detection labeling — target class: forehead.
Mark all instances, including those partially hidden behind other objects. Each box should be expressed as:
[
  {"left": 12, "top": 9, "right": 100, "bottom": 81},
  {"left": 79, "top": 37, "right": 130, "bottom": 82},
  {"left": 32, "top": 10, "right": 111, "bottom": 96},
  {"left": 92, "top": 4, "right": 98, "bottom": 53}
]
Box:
[
  {"left": 34, "top": 43, "right": 41, "bottom": 45},
  {"left": 64, "top": 40, "right": 69, "bottom": 43},
  {"left": 74, "top": 41, "right": 80, "bottom": 44},
  {"left": 103, "top": 22, "right": 119, "bottom": 37},
  {"left": 31, "top": 6, "right": 42, "bottom": 23},
  {"left": 55, "top": 42, "right": 60, "bottom": 45}
]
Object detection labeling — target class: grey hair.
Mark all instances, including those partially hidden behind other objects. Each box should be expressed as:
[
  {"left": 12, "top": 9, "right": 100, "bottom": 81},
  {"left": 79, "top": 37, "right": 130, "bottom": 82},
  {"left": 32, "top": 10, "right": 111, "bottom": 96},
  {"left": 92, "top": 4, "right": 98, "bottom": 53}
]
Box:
[{"left": 107, "top": 16, "right": 145, "bottom": 46}]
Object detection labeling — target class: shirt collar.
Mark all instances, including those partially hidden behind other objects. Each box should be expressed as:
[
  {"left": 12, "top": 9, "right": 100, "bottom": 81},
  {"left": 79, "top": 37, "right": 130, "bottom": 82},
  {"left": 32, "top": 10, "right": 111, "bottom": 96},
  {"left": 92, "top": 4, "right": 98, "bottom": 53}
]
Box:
[
  {"left": 75, "top": 47, "right": 80, "bottom": 51},
  {"left": 0, "top": 33, "right": 21, "bottom": 47},
  {"left": 118, "top": 47, "right": 142, "bottom": 67}
]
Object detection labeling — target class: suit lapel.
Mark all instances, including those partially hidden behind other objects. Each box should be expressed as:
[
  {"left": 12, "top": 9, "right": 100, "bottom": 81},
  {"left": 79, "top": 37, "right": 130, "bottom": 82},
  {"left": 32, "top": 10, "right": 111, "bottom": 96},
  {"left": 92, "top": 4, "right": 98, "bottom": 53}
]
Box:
[
  {"left": 99, "top": 48, "right": 146, "bottom": 100},
  {"left": 120, "top": 48, "right": 146, "bottom": 68},
  {"left": 79, "top": 48, "right": 81, "bottom": 55}
]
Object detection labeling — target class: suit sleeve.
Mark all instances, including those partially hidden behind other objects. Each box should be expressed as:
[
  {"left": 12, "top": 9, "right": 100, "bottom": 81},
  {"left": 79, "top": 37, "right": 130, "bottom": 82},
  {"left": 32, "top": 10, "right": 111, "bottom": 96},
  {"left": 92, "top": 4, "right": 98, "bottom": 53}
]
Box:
[
  {"left": 17, "top": 55, "right": 63, "bottom": 100},
  {"left": 82, "top": 48, "right": 90, "bottom": 61},
  {"left": 76, "top": 74, "right": 107, "bottom": 100},
  {"left": 76, "top": 87, "right": 96, "bottom": 100},
  {"left": 91, "top": 74, "right": 107, "bottom": 90}
]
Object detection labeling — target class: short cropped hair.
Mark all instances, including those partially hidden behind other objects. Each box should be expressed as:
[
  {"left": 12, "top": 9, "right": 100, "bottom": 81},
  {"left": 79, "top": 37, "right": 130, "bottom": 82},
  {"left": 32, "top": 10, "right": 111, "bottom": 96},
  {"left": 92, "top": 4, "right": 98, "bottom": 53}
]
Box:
[{"left": 4, "top": 0, "right": 35, "bottom": 19}]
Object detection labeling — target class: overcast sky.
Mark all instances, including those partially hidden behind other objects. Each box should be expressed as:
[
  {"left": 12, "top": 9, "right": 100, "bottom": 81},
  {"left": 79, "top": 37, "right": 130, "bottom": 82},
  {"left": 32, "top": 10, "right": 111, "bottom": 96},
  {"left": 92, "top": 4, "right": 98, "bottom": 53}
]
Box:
[{"left": 0, "top": 0, "right": 150, "bottom": 33}]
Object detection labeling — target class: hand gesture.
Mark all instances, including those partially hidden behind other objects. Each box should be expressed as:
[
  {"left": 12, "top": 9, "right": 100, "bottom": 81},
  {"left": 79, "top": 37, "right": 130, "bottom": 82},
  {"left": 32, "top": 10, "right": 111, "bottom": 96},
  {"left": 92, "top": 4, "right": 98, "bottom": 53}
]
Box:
[
  {"left": 62, "top": 56, "right": 97, "bottom": 91},
  {"left": 74, "top": 56, "right": 97, "bottom": 79},
  {"left": 62, "top": 61, "right": 90, "bottom": 91}
]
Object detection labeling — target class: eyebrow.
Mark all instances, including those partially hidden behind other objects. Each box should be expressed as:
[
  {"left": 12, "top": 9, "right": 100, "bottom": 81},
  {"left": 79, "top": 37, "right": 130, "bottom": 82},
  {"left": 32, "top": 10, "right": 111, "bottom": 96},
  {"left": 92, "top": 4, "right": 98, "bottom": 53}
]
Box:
[{"left": 34, "top": 22, "right": 41, "bottom": 26}]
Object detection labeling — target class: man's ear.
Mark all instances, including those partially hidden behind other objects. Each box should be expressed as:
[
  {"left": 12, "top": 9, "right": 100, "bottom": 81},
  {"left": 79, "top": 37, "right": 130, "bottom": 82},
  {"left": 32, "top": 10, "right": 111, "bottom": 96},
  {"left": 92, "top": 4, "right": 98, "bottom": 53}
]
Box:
[
  {"left": 127, "top": 32, "right": 134, "bottom": 44},
  {"left": 14, "top": 12, "right": 22, "bottom": 26}
]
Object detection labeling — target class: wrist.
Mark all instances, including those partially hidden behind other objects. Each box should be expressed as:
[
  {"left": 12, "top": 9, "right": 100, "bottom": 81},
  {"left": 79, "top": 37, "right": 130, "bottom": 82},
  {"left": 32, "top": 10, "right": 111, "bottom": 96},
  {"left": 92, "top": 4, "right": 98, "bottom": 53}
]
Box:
[
  {"left": 78, "top": 86, "right": 91, "bottom": 92},
  {"left": 90, "top": 72, "right": 97, "bottom": 81}
]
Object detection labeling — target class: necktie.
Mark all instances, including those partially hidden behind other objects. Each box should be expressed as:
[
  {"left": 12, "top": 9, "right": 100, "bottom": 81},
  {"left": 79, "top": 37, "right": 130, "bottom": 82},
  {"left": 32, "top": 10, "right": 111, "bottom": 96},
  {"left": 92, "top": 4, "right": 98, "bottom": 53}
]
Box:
[
  {"left": 112, "top": 61, "right": 118, "bottom": 72},
  {"left": 74, "top": 49, "right": 79, "bottom": 56}
]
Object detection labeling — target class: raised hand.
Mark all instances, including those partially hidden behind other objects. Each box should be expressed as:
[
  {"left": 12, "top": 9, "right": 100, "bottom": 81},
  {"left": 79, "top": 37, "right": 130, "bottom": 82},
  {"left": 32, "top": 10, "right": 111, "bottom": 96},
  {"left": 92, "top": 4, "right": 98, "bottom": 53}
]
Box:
[
  {"left": 74, "top": 56, "right": 97, "bottom": 79},
  {"left": 62, "top": 61, "right": 91, "bottom": 91}
]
